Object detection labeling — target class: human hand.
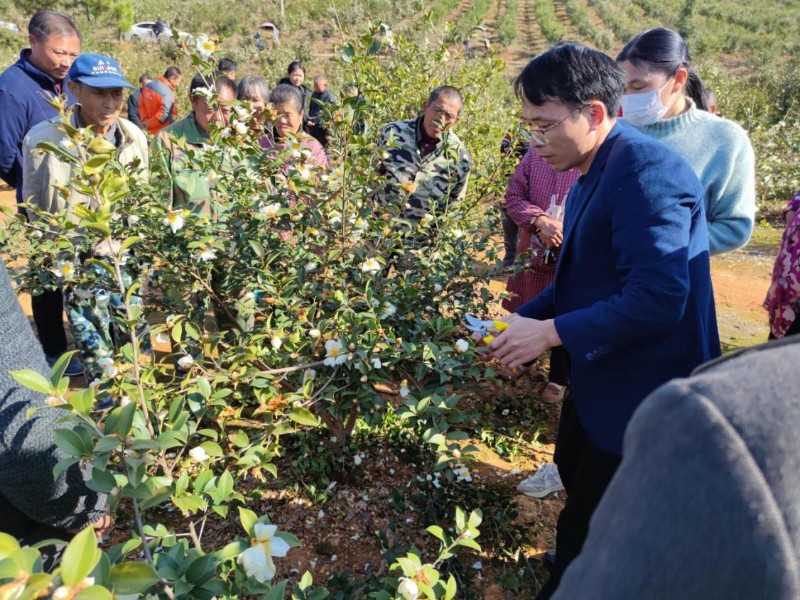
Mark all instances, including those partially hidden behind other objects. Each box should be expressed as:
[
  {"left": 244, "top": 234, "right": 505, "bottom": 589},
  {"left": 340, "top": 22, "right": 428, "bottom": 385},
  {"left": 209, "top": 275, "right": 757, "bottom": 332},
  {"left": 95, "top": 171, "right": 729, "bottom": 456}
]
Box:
[
  {"left": 487, "top": 314, "right": 562, "bottom": 368},
  {"left": 534, "top": 215, "right": 563, "bottom": 249}
]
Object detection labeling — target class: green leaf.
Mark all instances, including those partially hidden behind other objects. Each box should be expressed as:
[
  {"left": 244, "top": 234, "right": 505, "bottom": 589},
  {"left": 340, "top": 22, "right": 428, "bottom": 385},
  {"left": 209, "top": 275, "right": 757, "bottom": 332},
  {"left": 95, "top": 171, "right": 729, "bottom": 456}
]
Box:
[
  {"left": 265, "top": 580, "right": 288, "bottom": 600},
  {"left": 172, "top": 494, "right": 208, "bottom": 514},
  {"left": 74, "top": 586, "right": 113, "bottom": 600},
  {"left": 289, "top": 407, "right": 320, "bottom": 427},
  {"left": 9, "top": 369, "right": 54, "bottom": 395},
  {"left": 110, "top": 561, "right": 159, "bottom": 594},
  {"left": 61, "top": 526, "right": 101, "bottom": 587},
  {"left": 248, "top": 239, "right": 264, "bottom": 257},
  {"left": 196, "top": 377, "right": 211, "bottom": 399},
  {"left": 426, "top": 525, "right": 445, "bottom": 543},
  {"left": 213, "top": 470, "right": 234, "bottom": 504},
  {"left": 49, "top": 351, "right": 77, "bottom": 386},
  {"left": 118, "top": 236, "right": 142, "bottom": 255},
  {"left": 214, "top": 540, "right": 249, "bottom": 561},
  {"left": 0, "top": 533, "right": 21, "bottom": 559},
  {"left": 82, "top": 154, "right": 110, "bottom": 175},
  {"left": 54, "top": 428, "right": 89, "bottom": 457},
  {"left": 238, "top": 506, "right": 258, "bottom": 536},
  {"left": 200, "top": 441, "right": 224, "bottom": 457},
  {"left": 274, "top": 531, "right": 301, "bottom": 548},
  {"left": 467, "top": 508, "right": 483, "bottom": 529},
  {"left": 185, "top": 554, "right": 217, "bottom": 586},
  {"left": 171, "top": 320, "right": 184, "bottom": 343},
  {"left": 69, "top": 388, "right": 95, "bottom": 417},
  {"left": 105, "top": 401, "right": 136, "bottom": 437},
  {"left": 444, "top": 574, "right": 457, "bottom": 600}
]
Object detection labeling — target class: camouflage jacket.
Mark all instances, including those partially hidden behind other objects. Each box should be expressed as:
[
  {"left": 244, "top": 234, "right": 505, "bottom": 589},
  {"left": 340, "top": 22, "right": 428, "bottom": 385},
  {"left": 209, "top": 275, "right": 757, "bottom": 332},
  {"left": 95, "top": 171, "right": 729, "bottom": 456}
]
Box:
[
  {"left": 152, "top": 114, "right": 223, "bottom": 215},
  {"left": 375, "top": 116, "right": 471, "bottom": 220}
]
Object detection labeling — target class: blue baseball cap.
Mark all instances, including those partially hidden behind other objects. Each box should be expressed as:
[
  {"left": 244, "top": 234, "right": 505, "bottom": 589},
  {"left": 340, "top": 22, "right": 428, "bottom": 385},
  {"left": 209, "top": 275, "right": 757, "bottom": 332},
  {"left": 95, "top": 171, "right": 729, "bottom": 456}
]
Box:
[{"left": 67, "top": 53, "right": 135, "bottom": 89}]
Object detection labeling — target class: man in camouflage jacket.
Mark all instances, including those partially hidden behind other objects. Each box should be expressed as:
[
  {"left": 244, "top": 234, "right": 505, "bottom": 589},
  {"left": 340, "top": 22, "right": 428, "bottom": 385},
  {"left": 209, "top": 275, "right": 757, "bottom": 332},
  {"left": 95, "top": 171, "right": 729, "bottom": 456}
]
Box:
[{"left": 375, "top": 86, "right": 471, "bottom": 221}]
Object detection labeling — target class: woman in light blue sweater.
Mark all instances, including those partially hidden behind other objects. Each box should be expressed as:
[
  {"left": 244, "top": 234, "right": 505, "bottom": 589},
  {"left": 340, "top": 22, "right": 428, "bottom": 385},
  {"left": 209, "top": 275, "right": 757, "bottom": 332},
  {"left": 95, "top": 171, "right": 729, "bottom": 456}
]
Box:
[{"left": 617, "top": 28, "right": 756, "bottom": 255}]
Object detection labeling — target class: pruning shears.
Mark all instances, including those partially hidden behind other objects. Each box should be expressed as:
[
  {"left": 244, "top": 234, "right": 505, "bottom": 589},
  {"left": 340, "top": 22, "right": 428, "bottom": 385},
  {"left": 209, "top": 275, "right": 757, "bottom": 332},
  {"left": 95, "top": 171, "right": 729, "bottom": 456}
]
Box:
[{"left": 465, "top": 314, "right": 509, "bottom": 344}]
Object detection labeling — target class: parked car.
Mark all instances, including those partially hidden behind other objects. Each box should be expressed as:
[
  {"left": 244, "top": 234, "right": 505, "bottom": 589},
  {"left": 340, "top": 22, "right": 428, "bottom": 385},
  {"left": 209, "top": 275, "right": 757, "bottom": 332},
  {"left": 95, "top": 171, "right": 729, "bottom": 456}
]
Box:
[{"left": 122, "top": 21, "right": 194, "bottom": 44}]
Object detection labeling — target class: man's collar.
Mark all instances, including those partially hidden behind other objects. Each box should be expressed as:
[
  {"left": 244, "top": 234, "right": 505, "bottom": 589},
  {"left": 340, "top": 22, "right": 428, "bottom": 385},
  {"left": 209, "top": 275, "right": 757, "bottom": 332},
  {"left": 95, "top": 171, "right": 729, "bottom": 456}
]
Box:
[
  {"left": 18, "top": 49, "right": 59, "bottom": 85},
  {"left": 415, "top": 115, "right": 441, "bottom": 151}
]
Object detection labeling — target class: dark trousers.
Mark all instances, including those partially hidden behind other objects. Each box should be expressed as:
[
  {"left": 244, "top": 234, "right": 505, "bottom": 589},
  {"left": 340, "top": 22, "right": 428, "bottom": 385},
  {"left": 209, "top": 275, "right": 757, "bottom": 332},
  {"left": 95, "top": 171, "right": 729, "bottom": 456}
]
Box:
[
  {"left": 501, "top": 207, "right": 518, "bottom": 266},
  {"left": 31, "top": 288, "right": 67, "bottom": 357},
  {"left": 536, "top": 399, "right": 622, "bottom": 599},
  {"left": 0, "top": 493, "right": 70, "bottom": 569},
  {"left": 548, "top": 346, "right": 570, "bottom": 386},
  {"left": 768, "top": 317, "right": 800, "bottom": 340}
]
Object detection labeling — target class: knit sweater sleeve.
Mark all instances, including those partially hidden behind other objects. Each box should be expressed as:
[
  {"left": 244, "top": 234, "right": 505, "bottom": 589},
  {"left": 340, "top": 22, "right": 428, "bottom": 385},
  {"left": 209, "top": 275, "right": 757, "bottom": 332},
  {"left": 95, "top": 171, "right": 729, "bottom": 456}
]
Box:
[
  {"left": 705, "top": 120, "right": 756, "bottom": 255},
  {"left": 0, "top": 262, "right": 107, "bottom": 531}
]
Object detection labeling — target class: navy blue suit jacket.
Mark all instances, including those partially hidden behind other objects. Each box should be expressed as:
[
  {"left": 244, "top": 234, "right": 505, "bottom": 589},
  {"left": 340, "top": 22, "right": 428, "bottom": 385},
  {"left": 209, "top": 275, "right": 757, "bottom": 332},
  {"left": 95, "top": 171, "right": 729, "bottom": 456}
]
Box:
[{"left": 518, "top": 123, "right": 721, "bottom": 454}]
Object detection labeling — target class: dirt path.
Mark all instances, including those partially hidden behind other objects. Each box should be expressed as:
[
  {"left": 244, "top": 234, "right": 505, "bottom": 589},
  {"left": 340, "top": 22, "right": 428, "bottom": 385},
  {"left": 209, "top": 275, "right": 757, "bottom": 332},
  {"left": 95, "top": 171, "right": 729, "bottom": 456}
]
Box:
[{"left": 502, "top": 0, "right": 548, "bottom": 71}]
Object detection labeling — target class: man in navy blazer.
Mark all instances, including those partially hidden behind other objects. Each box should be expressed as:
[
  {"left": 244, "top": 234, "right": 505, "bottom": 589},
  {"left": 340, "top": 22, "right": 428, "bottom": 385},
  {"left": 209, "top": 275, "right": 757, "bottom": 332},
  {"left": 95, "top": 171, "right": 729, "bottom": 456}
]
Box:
[{"left": 487, "top": 42, "right": 720, "bottom": 598}]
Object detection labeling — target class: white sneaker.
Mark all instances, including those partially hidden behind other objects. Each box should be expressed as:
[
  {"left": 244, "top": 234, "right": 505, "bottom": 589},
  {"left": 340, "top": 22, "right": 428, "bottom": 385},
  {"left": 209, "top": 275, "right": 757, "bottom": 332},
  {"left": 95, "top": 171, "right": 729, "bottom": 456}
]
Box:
[{"left": 517, "top": 463, "right": 564, "bottom": 498}]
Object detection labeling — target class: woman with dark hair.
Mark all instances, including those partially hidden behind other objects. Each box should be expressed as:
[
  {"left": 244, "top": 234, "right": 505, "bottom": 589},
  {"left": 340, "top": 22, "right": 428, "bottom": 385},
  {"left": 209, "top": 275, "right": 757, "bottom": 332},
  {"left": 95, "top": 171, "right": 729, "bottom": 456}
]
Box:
[
  {"left": 262, "top": 83, "right": 328, "bottom": 169},
  {"left": 617, "top": 27, "right": 755, "bottom": 255},
  {"left": 277, "top": 61, "right": 312, "bottom": 119}
]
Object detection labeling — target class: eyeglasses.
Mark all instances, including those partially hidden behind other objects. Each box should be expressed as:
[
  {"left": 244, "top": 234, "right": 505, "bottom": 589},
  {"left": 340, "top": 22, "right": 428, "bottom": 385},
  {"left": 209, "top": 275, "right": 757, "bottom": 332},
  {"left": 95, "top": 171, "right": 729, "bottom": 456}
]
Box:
[{"left": 528, "top": 104, "right": 587, "bottom": 145}]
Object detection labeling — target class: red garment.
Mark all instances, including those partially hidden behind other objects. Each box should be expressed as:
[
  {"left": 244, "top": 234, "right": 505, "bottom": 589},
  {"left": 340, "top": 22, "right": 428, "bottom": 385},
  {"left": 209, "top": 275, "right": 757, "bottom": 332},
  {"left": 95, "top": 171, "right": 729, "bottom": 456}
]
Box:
[
  {"left": 764, "top": 192, "right": 800, "bottom": 337},
  {"left": 503, "top": 148, "right": 580, "bottom": 310},
  {"left": 139, "top": 76, "right": 178, "bottom": 135}
]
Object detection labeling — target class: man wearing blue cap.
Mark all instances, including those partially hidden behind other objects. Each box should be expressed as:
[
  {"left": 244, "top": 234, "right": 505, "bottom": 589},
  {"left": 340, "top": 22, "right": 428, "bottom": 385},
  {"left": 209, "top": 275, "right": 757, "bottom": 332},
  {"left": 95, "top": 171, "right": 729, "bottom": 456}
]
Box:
[{"left": 22, "top": 53, "right": 149, "bottom": 383}]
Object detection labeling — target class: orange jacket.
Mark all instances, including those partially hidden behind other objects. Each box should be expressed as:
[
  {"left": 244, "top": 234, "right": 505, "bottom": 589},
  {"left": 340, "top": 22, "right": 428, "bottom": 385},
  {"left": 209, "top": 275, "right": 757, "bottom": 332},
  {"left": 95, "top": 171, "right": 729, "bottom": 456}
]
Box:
[{"left": 138, "top": 76, "right": 178, "bottom": 134}]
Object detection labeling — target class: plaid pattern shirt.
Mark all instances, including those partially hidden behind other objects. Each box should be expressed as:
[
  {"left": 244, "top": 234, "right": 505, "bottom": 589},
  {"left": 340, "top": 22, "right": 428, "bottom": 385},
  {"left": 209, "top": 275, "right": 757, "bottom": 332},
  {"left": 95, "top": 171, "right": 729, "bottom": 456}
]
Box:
[{"left": 503, "top": 148, "right": 581, "bottom": 305}]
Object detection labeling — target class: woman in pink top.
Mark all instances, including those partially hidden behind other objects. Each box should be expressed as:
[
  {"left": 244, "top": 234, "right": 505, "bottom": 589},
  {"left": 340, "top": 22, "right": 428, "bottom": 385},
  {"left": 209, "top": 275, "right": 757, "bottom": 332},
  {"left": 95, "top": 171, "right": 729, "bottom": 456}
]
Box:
[
  {"left": 503, "top": 147, "right": 580, "bottom": 402},
  {"left": 261, "top": 83, "right": 328, "bottom": 170},
  {"left": 765, "top": 191, "right": 800, "bottom": 339}
]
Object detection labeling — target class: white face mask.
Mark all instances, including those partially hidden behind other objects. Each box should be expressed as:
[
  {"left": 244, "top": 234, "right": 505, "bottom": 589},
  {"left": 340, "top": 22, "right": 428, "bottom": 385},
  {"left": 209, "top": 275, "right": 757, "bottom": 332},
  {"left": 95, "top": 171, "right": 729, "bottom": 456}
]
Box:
[{"left": 620, "top": 77, "right": 675, "bottom": 126}]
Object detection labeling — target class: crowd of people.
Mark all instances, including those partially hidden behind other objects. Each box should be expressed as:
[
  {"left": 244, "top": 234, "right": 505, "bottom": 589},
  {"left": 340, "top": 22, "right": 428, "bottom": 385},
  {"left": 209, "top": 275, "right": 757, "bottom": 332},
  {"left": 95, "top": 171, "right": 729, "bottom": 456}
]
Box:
[{"left": 0, "top": 8, "right": 798, "bottom": 597}]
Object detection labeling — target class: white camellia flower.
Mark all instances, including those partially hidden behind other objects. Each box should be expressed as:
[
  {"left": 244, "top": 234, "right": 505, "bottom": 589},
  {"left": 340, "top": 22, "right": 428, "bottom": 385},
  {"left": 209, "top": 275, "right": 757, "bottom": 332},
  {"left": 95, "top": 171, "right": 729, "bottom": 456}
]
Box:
[
  {"left": 189, "top": 446, "right": 209, "bottom": 462},
  {"left": 59, "top": 138, "right": 75, "bottom": 151},
  {"left": 197, "top": 249, "right": 216, "bottom": 262},
  {"left": 361, "top": 258, "right": 381, "bottom": 275},
  {"left": 192, "top": 85, "right": 214, "bottom": 100},
  {"left": 308, "top": 328, "right": 321, "bottom": 338},
  {"left": 454, "top": 339, "right": 469, "bottom": 354},
  {"left": 456, "top": 466, "right": 472, "bottom": 483},
  {"left": 380, "top": 302, "right": 397, "bottom": 320},
  {"left": 354, "top": 454, "right": 362, "bottom": 466},
  {"left": 164, "top": 210, "right": 184, "bottom": 233},
  {"left": 371, "top": 357, "right": 382, "bottom": 369},
  {"left": 177, "top": 355, "right": 194, "bottom": 370},
  {"left": 97, "top": 357, "right": 118, "bottom": 378},
  {"left": 51, "top": 260, "right": 75, "bottom": 279},
  {"left": 195, "top": 34, "right": 217, "bottom": 58},
  {"left": 452, "top": 228, "right": 464, "bottom": 239},
  {"left": 304, "top": 261, "right": 317, "bottom": 272},
  {"left": 237, "top": 523, "right": 291, "bottom": 582},
  {"left": 127, "top": 214, "right": 140, "bottom": 225},
  {"left": 323, "top": 340, "right": 348, "bottom": 366},
  {"left": 420, "top": 213, "right": 434, "bottom": 226},
  {"left": 259, "top": 202, "right": 282, "bottom": 219},
  {"left": 271, "top": 336, "right": 282, "bottom": 349},
  {"left": 156, "top": 332, "right": 169, "bottom": 344},
  {"left": 296, "top": 164, "right": 311, "bottom": 180},
  {"left": 303, "top": 369, "right": 316, "bottom": 383},
  {"left": 399, "top": 380, "right": 410, "bottom": 398},
  {"left": 397, "top": 577, "right": 420, "bottom": 600},
  {"left": 233, "top": 120, "right": 248, "bottom": 135}
]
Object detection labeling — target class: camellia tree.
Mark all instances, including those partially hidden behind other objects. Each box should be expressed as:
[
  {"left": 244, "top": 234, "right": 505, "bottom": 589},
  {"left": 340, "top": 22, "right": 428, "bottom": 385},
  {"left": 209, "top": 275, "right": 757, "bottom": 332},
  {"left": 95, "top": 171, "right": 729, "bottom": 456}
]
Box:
[{"left": 0, "top": 26, "right": 515, "bottom": 598}]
